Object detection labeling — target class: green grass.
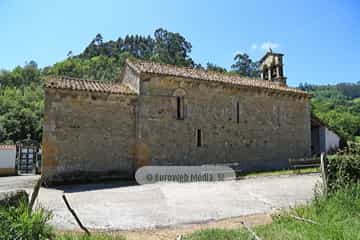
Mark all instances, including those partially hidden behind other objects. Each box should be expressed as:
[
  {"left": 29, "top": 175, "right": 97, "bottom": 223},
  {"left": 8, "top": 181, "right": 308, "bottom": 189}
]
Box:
[
  {"left": 0, "top": 200, "right": 125, "bottom": 240},
  {"left": 240, "top": 167, "right": 319, "bottom": 178},
  {"left": 185, "top": 184, "right": 360, "bottom": 240},
  {"left": 352, "top": 97, "right": 360, "bottom": 103},
  {"left": 184, "top": 229, "right": 250, "bottom": 240},
  {"left": 56, "top": 233, "right": 126, "bottom": 240},
  {"left": 354, "top": 136, "right": 360, "bottom": 143},
  {"left": 0, "top": 201, "right": 54, "bottom": 240}
]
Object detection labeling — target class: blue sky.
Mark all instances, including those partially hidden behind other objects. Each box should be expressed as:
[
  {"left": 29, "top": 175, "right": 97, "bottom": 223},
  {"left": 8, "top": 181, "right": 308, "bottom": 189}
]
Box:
[{"left": 0, "top": 0, "right": 359, "bottom": 86}]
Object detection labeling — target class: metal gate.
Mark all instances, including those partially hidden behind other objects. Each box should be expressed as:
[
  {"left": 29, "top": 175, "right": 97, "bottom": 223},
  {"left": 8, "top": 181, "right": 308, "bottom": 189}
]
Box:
[{"left": 16, "top": 134, "right": 40, "bottom": 175}]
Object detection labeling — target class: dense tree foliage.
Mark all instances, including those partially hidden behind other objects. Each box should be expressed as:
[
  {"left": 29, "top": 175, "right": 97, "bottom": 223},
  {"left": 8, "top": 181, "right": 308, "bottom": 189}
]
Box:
[
  {"left": 231, "top": 53, "right": 260, "bottom": 78},
  {"left": 0, "top": 61, "right": 41, "bottom": 87},
  {"left": 299, "top": 82, "right": 360, "bottom": 140},
  {"left": 151, "top": 28, "right": 194, "bottom": 66},
  {"left": 206, "top": 63, "right": 227, "bottom": 73},
  {"left": 46, "top": 54, "right": 130, "bottom": 81},
  {"left": 0, "top": 63, "right": 44, "bottom": 143},
  {"left": 78, "top": 28, "right": 194, "bottom": 69}
]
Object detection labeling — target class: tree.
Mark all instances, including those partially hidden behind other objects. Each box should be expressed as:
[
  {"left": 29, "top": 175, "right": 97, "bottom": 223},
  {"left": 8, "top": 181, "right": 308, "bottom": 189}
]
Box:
[
  {"left": 0, "top": 61, "right": 41, "bottom": 88},
  {"left": 0, "top": 86, "right": 44, "bottom": 143},
  {"left": 122, "top": 35, "right": 154, "bottom": 59},
  {"left": 67, "top": 51, "right": 73, "bottom": 59},
  {"left": 206, "top": 62, "right": 227, "bottom": 73},
  {"left": 336, "top": 82, "right": 360, "bottom": 99},
  {"left": 152, "top": 28, "right": 194, "bottom": 67},
  {"left": 81, "top": 33, "right": 105, "bottom": 59},
  {"left": 231, "top": 53, "right": 259, "bottom": 77}
]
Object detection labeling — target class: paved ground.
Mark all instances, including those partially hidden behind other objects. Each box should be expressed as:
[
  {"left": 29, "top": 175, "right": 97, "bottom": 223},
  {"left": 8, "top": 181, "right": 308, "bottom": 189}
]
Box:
[{"left": 0, "top": 173, "right": 320, "bottom": 231}]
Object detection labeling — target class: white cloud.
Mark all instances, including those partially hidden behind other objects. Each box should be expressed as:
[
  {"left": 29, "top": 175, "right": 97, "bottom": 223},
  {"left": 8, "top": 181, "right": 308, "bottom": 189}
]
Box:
[
  {"left": 260, "top": 41, "right": 279, "bottom": 50},
  {"left": 234, "top": 41, "right": 280, "bottom": 56}
]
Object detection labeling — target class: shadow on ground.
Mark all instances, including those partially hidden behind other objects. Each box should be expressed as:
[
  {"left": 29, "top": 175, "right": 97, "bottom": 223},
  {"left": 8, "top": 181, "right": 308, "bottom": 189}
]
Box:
[{"left": 50, "top": 180, "right": 138, "bottom": 193}]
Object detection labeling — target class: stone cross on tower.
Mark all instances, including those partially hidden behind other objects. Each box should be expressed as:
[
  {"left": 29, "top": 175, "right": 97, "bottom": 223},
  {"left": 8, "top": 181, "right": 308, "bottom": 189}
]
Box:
[{"left": 259, "top": 50, "right": 287, "bottom": 85}]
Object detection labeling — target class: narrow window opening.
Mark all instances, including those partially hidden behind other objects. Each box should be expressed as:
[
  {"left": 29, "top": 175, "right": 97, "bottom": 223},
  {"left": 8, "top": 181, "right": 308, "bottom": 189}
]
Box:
[
  {"left": 176, "top": 96, "right": 184, "bottom": 120},
  {"left": 277, "top": 107, "right": 281, "bottom": 127},
  {"left": 236, "top": 101, "right": 240, "bottom": 123},
  {"left": 263, "top": 68, "right": 268, "bottom": 80},
  {"left": 177, "top": 96, "right": 181, "bottom": 119},
  {"left": 197, "top": 129, "right": 202, "bottom": 147}
]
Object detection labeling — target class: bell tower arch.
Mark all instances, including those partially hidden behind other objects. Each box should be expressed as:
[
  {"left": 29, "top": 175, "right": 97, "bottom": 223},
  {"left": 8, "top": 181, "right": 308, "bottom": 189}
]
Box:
[{"left": 259, "top": 49, "right": 287, "bottom": 85}]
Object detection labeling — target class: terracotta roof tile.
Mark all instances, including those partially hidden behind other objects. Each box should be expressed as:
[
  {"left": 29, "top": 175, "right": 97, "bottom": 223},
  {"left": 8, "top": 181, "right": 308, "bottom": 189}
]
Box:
[
  {"left": 126, "top": 59, "right": 309, "bottom": 97},
  {"left": 0, "top": 145, "right": 16, "bottom": 150},
  {"left": 45, "top": 76, "right": 137, "bottom": 95}
]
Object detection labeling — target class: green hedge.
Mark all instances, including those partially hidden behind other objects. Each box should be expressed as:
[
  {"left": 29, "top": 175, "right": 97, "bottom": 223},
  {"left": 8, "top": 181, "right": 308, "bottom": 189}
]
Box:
[{"left": 327, "top": 143, "right": 360, "bottom": 192}]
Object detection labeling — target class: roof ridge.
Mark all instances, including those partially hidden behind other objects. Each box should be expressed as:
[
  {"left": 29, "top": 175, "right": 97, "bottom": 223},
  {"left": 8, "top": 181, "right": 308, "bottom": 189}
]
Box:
[
  {"left": 45, "top": 76, "right": 137, "bottom": 95},
  {"left": 127, "top": 58, "right": 263, "bottom": 82},
  {"left": 126, "top": 58, "right": 309, "bottom": 96},
  {"left": 0, "top": 144, "right": 16, "bottom": 150}
]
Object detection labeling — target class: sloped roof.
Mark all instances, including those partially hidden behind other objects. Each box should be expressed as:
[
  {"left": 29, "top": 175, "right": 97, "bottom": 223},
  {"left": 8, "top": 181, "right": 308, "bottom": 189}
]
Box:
[
  {"left": 311, "top": 114, "right": 343, "bottom": 138},
  {"left": 45, "top": 76, "right": 137, "bottom": 95},
  {"left": 0, "top": 145, "right": 16, "bottom": 150},
  {"left": 126, "top": 59, "right": 309, "bottom": 97}
]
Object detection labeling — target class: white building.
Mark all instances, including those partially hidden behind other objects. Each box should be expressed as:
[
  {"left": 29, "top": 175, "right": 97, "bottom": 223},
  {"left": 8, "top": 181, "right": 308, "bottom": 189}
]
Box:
[
  {"left": 0, "top": 145, "right": 16, "bottom": 176},
  {"left": 311, "top": 116, "right": 341, "bottom": 155}
]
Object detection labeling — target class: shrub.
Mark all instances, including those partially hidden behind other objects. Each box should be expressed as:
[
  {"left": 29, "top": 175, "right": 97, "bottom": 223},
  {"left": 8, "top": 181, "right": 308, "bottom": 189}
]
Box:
[
  {"left": 0, "top": 201, "right": 54, "bottom": 240},
  {"left": 326, "top": 144, "right": 360, "bottom": 192}
]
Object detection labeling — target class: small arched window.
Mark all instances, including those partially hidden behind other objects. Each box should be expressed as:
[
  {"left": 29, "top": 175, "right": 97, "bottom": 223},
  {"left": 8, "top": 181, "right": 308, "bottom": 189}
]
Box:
[{"left": 173, "top": 88, "right": 186, "bottom": 120}]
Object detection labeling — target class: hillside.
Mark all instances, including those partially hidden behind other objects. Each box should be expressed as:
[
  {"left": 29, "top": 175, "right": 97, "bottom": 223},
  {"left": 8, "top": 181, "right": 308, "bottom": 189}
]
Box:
[{"left": 300, "top": 82, "right": 360, "bottom": 140}]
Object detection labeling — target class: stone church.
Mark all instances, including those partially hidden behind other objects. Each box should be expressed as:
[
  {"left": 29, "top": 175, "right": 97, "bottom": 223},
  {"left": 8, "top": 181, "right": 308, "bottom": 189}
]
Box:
[{"left": 42, "top": 51, "right": 311, "bottom": 184}]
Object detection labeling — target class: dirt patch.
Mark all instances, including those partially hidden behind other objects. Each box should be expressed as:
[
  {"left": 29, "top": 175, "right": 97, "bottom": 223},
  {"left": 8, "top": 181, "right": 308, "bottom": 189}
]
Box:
[{"left": 115, "top": 213, "right": 272, "bottom": 240}]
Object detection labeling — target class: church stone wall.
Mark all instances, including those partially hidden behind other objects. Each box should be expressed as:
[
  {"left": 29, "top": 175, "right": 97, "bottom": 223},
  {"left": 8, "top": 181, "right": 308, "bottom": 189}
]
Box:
[
  {"left": 120, "top": 64, "right": 140, "bottom": 94},
  {"left": 135, "top": 75, "right": 311, "bottom": 172},
  {"left": 42, "top": 89, "right": 136, "bottom": 184}
]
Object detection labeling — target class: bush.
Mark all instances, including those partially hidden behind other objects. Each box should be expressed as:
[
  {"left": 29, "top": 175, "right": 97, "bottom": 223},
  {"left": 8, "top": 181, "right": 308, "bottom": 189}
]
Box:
[
  {"left": 0, "top": 201, "right": 54, "bottom": 240},
  {"left": 326, "top": 144, "right": 360, "bottom": 192}
]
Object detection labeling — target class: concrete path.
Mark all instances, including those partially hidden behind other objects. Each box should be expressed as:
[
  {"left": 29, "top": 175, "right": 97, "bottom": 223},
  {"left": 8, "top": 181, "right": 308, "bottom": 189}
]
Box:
[{"left": 0, "top": 173, "right": 320, "bottom": 231}]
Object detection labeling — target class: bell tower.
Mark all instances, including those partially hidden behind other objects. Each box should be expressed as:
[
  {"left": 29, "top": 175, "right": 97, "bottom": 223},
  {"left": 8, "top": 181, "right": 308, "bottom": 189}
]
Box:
[{"left": 259, "top": 49, "right": 287, "bottom": 85}]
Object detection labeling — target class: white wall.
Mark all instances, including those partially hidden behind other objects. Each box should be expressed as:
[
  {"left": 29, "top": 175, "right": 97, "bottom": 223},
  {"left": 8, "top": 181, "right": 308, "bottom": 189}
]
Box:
[
  {"left": 0, "top": 148, "right": 16, "bottom": 169},
  {"left": 325, "top": 128, "right": 340, "bottom": 153}
]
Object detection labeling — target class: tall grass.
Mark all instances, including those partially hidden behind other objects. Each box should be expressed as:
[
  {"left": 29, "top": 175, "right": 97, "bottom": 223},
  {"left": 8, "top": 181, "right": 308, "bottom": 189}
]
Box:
[
  {"left": 0, "top": 201, "right": 54, "bottom": 240},
  {"left": 185, "top": 184, "right": 360, "bottom": 240},
  {"left": 256, "top": 184, "right": 360, "bottom": 240}
]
